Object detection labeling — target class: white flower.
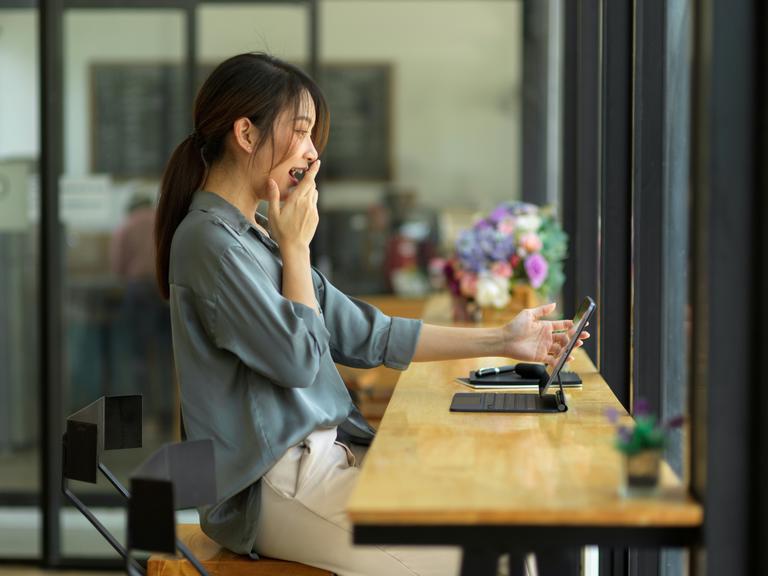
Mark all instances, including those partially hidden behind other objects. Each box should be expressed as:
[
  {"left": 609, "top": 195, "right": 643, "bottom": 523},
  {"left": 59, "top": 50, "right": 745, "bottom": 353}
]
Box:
[
  {"left": 475, "top": 273, "right": 511, "bottom": 309},
  {"left": 515, "top": 214, "right": 541, "bottom": 233}
]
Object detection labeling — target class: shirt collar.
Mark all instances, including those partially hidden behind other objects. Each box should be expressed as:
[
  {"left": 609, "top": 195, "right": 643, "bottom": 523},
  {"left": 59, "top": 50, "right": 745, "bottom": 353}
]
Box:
[{"left": 189, "top": 190, "right": 271, "bottom": 239}]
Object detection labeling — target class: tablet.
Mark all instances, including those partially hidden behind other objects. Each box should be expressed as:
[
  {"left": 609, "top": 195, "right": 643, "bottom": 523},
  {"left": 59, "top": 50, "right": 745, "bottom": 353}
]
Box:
[{"left": 539, "top": 296, "right": 595, "bottom": 396}]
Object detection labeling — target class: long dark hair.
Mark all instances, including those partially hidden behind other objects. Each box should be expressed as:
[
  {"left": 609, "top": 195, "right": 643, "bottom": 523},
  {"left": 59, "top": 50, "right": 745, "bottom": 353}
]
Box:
[{"left": 155, "top": 53, "right": 330, "bottom": 299}]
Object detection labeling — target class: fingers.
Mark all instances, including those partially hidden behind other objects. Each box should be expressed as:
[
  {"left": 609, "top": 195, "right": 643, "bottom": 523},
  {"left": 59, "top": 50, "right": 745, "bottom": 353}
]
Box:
[
  {"left": 266, "top": 179, "right": 281, "bottom": 218},
  {"left": 552, "top": 332, "right": 569, "bottom": 348},
  {"left": 299, "top": 159, "right": 321, "bottom": 192},
  {"left": 530, "top": 302, "right": 557, "bottom": 320},
  {"left": 550, "top": 319, "right": 573, "bottom": 333}
]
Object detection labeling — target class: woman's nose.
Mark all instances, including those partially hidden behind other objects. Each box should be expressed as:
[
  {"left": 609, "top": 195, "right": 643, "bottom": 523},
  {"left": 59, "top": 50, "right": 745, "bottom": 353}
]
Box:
[{"left": 305, "top": 139, "right": 319, "bottom": 162}]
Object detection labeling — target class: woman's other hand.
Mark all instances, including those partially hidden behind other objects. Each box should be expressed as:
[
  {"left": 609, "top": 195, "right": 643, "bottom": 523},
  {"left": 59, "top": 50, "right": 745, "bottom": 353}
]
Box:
[
  {"left": 501, "top": 302, "right": 590, "bottom": 366},
  {"left": 267, "top": 160, "right": 321, "bottom": 253}
]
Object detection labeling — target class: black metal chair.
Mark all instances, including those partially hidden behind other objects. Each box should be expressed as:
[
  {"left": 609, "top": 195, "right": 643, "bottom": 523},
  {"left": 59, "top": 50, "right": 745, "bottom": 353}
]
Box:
[{"left": 62, "top": 395, "right": 216, "bottom": 575}]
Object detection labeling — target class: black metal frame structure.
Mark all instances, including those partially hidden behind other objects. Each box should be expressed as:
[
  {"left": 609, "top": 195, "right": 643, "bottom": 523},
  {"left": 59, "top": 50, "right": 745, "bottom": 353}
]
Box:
[
  {"left": 521, "top": 0, "right": 548, "bottom": 206},
  {"left": 628, "top": 3, "right": 668, "bottom": 572},
  {"left": 33, "top": 0, "right": 319, "bottom": 568},
  {"left": 690, "top": 0, "right": 766, "bottom": 574},
  {"left": 354, "top": 524, "right": 701, "bottom": 576},
  {"left": 595, "top": 0, "right": 633, "bottom": 571},
  {"left": 10, "top": 0, "right": 766, "bottom": 571},
  {"left": 562, "top": 1, "right": 695, "bottom": 576},
  {"left": 560, "top": 0, "right": 600, "bottom": 367}
]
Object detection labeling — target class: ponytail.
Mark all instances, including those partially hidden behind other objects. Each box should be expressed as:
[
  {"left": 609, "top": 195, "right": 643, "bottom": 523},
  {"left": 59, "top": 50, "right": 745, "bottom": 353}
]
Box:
[{"left": 155, "top": 136, "right": 206, "bottom": 300}]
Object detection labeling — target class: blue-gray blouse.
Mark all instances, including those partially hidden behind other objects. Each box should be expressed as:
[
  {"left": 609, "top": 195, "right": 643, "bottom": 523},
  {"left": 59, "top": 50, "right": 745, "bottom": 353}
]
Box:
[{"left": 168, "top": 191, "right": 422, "bottom": 554}]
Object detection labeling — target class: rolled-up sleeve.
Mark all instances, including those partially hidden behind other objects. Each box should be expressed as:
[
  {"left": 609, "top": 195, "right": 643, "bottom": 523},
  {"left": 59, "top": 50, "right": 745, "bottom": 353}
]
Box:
[
  {"left": 315, "top": 271, "right": 422, "bottom": 370},
  {"left": 213, "top": 245, "right": 331, "bottom": 388}
]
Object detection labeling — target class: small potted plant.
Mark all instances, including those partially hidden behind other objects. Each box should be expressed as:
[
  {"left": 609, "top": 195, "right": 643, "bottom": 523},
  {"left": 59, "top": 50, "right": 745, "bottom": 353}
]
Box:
[{"left": 605, "top": 400, "right": 684, "bottom": 496}]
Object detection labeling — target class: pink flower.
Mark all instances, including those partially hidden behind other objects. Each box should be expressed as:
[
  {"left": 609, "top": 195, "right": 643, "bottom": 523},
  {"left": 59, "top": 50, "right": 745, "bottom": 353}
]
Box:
[
  {"left": 459, "top": 272, "right": 478, "bottom": 298},
  {"left": 520, "top": 232, "right": 543, "bottom": 253},
  {"left": 510, "top": 254, "right": 521, "bottom": 269},
  {"left": 524, "top": 253, "right": 549, "bottom": 289},
  {"left": 490, "top": 261, "right": 513, "bottom": 278},
  {"left": 497, "top": 217, "right": 516, "bottom": 236}
]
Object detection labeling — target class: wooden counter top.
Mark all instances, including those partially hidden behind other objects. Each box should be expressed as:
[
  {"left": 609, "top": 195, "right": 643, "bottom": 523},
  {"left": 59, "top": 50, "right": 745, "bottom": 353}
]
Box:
[{"left": 347, "top": 349, "right": 703, "bottom": 528}]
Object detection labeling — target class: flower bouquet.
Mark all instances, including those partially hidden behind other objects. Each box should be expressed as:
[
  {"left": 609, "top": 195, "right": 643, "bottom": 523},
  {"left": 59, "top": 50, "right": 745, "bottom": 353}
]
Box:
[
  {"left": 605, "top": 400, "right": 685, "bottom": 496},
  {"left": 441, "top": 202, "right": 568, "bottom": 321}
]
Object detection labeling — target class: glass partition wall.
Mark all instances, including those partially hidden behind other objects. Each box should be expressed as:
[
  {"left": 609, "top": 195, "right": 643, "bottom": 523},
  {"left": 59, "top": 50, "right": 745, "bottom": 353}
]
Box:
[
  {"left": 316, "top": 0, "right": 523, "bottom": 296},
  {"left": 57, "top": 6, "right": 188, "bottom": 559},
  {"left": 17, "top": 0, "right": 529, "bottom": 566},
  {"left": 0, "top": 3, "right": 41, "bottom": 559}
]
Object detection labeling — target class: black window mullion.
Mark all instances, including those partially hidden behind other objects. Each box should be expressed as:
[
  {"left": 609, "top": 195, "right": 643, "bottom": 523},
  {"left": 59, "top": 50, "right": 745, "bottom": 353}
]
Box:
[
  {"left": 596, "top": 0, "right": 632, "bottom": 573},
  {"left": 632, "top": 0, "right": 665, "bottom": 418},
  {"left": 561, "top": 0, "right": 600, "bottom": 360},
  {"left": 631, "top": 0, "right": 669, "bottom": 573},
  {"left": 40, "top": 0, "right": 65, "bottom": 566},
  {"left": 560, "top": 0, "right": 578, "bottom": 319},
  {"left": 759, "top": 0, "right": 768, "bottom": 559},
  {"left": 521, "top": 0, "right": 549, "bottom": 206},
  {"left": 598, "top": 0, "right": 632, "bottom": 410},
  {"left": 574, "top": 0, "right": 600, "bottom": 358},
  {"left": 690, "top": 0, "right": 761, "bottom": 573}
]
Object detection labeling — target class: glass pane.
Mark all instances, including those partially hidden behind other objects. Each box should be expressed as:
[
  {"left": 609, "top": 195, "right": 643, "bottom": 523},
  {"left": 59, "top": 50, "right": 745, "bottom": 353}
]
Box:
[
  {"left": 0, "top": 6, "right": 41, "bottom": 559},
  {"left": 61, "top": 8, "right": 187, "bottom": 557},
  {"left": 318, "top": 0, "right": 523, "bottom": 296},
  {"left": 661, "top": 0, "right": 692, "bottom": 573}
]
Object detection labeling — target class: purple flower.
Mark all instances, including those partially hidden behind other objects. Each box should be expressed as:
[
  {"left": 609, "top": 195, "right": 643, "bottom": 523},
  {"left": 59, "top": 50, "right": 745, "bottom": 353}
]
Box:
[
  {"left": 664, "top": 415, "right": 685, "bottom": 429},
  {"left": 605, "top": 407, "right": 619, "bottom": 424},
  {"left": 524, "top": 253, "right": 549, "bottom": 289},
  {"left": 618, "top": 426, "right": 632, "bottom": 443},
  {"left": 489, "top": 204, "right": 513, "bottom": 222},
  {"left": 635, "top": 398, "right": 650, "bottom": 416},
  {"left": 455, "top": 230, "right": 486, "bottom": 273}
]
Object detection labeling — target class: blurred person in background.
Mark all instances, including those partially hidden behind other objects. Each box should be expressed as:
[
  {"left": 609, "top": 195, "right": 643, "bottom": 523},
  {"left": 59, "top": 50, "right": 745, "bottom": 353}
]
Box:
[{"left": 111, "top": 192, "right": 173, "bottom": 435}]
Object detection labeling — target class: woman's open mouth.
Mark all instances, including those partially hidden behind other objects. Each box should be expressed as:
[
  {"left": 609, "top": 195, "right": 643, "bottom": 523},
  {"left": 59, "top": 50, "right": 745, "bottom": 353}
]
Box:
[{"left": 289, "top": 167, "right": 306, "bottom": 185}]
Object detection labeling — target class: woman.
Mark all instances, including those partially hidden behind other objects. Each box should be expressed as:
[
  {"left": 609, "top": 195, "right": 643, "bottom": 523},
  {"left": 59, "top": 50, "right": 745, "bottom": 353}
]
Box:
[{"left": 155, "top": 52, "right": 587, "bottom": 576}]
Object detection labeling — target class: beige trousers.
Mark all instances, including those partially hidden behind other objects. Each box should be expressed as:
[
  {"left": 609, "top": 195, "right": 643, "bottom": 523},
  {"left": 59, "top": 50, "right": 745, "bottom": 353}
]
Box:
[{"left": 252, "top": 427, "right": 462, "bottom": 576}]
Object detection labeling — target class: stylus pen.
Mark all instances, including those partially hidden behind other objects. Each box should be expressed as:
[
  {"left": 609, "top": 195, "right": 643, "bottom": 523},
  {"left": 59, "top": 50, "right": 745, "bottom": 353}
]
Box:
[{"left": 475, "top": 365, "right": 516, "bottom": 378}]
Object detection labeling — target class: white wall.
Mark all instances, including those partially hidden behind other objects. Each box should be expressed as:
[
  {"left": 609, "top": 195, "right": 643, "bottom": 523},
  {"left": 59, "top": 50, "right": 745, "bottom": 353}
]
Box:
[
  {"left": 0, "top": 1, "right": 522, "bottom": 211},
  {"left": 322, "top": 1, "right": 522, "bottom": 210}
]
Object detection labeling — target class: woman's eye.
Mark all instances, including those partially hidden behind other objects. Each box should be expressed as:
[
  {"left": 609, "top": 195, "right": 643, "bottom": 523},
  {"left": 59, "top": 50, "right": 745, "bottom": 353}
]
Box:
[{"left": 295, "top": 129, "right": 310, "bottom": 136}]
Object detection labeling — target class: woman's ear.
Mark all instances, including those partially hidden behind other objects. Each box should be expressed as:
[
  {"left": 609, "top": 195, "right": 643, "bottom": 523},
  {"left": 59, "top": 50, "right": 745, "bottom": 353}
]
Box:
[{"left": 232, "top": 117, "right": 257, "bottom": 154}]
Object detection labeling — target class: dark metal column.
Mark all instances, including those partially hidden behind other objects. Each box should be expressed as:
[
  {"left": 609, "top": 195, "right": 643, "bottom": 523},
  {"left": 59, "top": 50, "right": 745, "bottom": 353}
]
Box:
[
  {"left": 690, "top": 0, "right": 762, "bottom": 573},
  {"left": 184, "top": 0, "right": 197, "bottom": 125},
  {"left": 40, "top": 0, "right": 64, "bottom": 566},
  {"left": 560, "top": 0, "right": 578, "bottom": 319},
  {"left": 597, "top": 0, "right": 633, "bottom": 572},
  {"left": 560, "top": 0, "right": 601, "bottom": 346},
  {"left": 598, "top": 0, "right": 632, "bottom": 410},
  {"left": 631, "top": 0, "right": 665, "bottom": 425},
  {"left": 573, "top": 0, "right": 600, "bottom": 361},
  {"left": 521, "top": 0, "right": 549, "bottom": 206}
]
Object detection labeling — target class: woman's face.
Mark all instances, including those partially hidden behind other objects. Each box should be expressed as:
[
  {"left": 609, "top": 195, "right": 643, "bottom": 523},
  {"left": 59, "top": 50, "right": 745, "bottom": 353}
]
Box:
[{"left": 264, "top": 93, "right": 319, "bottom": 200}]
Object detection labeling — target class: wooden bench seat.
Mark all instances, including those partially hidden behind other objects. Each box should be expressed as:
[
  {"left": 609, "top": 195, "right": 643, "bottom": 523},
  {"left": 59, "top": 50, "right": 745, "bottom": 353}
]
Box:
[{"left": 147, "top": 524, "right": 333, "bottom": 576}]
